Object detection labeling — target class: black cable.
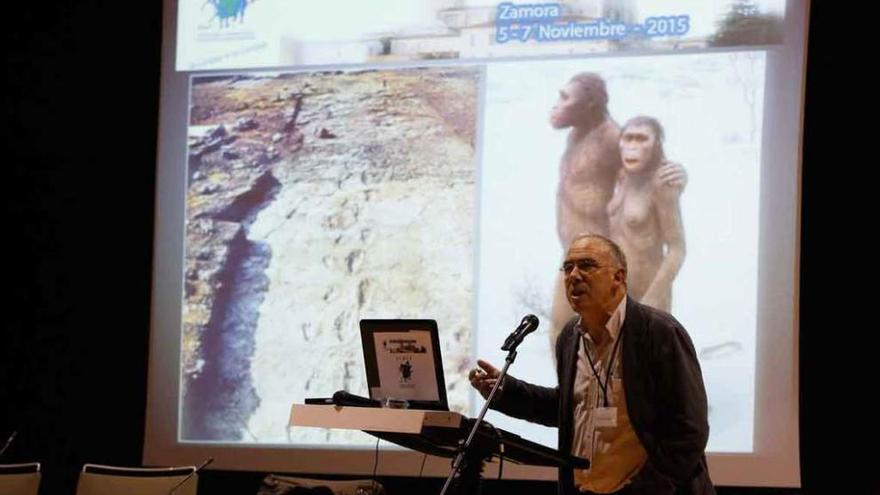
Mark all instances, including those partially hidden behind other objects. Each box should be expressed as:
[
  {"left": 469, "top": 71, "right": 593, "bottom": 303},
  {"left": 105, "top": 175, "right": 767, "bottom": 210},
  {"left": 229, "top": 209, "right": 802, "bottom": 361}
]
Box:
[
  {"left": 418, "top": 452, "right": 428, "bottom": 478},
  {"left": 496, "top": 432, "right": 504, "bottom": 480},
  {"left": 371, "top": 437, "right": 380, "bottom": 493},
  {"left": 483, "top": 422, "right": 505, "bottom": 480}
]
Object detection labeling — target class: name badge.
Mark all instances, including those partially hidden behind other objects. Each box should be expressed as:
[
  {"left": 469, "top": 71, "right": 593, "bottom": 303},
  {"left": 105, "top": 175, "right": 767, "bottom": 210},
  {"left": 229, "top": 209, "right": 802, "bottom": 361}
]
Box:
[{"left": 594, "top": 407, "right": 618, "bottom": 428}]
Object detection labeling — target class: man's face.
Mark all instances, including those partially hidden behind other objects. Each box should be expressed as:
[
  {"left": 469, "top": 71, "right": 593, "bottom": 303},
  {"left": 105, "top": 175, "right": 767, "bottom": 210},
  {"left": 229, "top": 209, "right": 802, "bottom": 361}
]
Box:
[
  {"left": 619, "top": 123, "right": 657, "bottom": 173},
  {"left": 563, "top": 237, "right": 625, "bottom": 316}
]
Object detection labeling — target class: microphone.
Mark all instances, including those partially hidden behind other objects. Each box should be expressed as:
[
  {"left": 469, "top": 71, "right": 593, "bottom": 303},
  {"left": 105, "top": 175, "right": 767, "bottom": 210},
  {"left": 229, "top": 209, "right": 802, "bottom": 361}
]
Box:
[
  {"left": 0, "top": 431, "right": 17, "bottom": 458},
  {"left": 501, "top": 314, "right": 539, "bottom": 351},
  {"left": 167, "top": 457, "right": 213, "bottom": 495},
  {"left": 332, "top": 390, "right": 380, "bottom": 408}
]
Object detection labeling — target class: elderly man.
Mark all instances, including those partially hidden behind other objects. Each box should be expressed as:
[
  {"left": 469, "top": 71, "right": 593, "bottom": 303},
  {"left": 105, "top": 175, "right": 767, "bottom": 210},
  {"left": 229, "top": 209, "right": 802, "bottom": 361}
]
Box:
[{"left": 470, "top": 234, "right": 714, "bottom": 495}]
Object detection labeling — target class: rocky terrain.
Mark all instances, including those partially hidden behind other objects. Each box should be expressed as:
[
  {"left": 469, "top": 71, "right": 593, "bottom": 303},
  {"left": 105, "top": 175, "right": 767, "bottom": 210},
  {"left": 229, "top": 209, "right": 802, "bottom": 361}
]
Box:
[{"left": 181, "top": 68, "right": 479, "bottom": 443}]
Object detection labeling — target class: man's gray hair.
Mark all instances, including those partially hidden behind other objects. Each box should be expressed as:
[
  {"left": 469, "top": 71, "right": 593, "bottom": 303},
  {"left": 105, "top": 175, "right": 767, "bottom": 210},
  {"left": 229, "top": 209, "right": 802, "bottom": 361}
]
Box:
[{"left": 571, "top": 233, "right": 628, "bottom": 272}]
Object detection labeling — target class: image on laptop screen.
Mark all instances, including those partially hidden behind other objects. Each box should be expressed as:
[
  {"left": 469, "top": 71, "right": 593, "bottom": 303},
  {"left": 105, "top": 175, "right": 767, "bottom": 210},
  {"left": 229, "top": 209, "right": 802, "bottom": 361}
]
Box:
[{"left": 360, "top": 319, "right": 448, "bottom": 411}]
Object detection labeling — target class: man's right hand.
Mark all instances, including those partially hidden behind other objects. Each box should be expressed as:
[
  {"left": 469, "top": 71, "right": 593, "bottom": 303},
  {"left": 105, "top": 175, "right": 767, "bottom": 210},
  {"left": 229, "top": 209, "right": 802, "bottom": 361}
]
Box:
[{"left": 468, "top": 359, "right": 502, "bottom": 400}]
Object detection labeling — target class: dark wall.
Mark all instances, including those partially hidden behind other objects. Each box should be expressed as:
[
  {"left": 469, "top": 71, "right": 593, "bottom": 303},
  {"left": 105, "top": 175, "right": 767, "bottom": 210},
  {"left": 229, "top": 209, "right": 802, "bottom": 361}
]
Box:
[
  {"left": 3, "top": 1, "right": 862, "bottom": 494},
  {"left": 5, "top": 1, "right": 159, "bottom": 493}
]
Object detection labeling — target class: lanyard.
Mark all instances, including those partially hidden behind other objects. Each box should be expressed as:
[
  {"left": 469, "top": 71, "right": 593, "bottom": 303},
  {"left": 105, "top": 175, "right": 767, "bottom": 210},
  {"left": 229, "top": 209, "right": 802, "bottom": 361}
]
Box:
[{"left": 581, "top": 327, "right": 623, "bottom": 408}]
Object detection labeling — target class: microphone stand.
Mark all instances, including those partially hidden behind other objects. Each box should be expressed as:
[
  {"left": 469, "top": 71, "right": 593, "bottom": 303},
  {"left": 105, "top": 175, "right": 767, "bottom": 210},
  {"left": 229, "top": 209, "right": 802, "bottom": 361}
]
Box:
[
  {"left": 0, "top": 431, "right": 17, "bottom": 458},
  {"left": 439, "top": 348, "right": 518, "bottom": 495},
  {"left": 167, "top": 458, "right": 213, "bottom": 495}
]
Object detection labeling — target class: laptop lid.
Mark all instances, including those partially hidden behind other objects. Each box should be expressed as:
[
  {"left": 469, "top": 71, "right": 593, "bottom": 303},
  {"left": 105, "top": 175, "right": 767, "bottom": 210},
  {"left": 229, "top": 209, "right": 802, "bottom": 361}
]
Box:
[{"left": 359, "top": 319, "right": 449, "bottom": 411}]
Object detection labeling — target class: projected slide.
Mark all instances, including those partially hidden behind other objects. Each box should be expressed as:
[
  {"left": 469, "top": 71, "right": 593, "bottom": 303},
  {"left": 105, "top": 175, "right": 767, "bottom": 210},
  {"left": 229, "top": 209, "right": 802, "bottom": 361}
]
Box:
[
  {"left": 158, "top": 0, "right": 799, "bottom": 475},
  {"left": 180, "top": 51, "right": 765, "bottom": 451}
]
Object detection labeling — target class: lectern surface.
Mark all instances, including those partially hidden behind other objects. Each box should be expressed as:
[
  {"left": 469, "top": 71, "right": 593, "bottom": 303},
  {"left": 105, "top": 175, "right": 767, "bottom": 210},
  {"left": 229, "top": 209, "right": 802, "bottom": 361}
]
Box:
[{"left": 289, "top": 405, "right": 588, "bottom": 469}]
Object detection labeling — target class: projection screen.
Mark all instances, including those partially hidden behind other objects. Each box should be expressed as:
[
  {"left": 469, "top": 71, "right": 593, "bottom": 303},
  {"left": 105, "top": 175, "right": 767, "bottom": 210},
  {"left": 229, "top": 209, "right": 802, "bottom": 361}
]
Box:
[{"left": 145, "top": 0, "right": 807, "bottom": 487}]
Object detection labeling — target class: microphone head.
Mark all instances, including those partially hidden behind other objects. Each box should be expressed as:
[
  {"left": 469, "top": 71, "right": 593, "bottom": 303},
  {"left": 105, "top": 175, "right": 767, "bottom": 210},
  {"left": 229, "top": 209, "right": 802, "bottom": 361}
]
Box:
[
  {"left": 519, "top": 314, "right": 539, "bottom": 335},
  {"left": 332, "top": 390, "right": 348, "bottom": 404},
  {"left": 500, "top": 315, "right": 540, "bottom": 352}
]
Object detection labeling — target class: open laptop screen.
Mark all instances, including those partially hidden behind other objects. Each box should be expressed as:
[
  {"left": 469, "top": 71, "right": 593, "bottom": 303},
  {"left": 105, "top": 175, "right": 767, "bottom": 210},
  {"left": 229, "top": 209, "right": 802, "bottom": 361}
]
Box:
[{"left": 359, "top": 319, "right": 448, "bottom": 411}]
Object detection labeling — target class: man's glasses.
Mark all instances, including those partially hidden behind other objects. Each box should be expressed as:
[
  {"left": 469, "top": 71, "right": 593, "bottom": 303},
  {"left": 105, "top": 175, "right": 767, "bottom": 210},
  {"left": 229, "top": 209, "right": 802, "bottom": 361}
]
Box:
[{"left": 560, "top": 259, "right": 612, "bottom": 275}]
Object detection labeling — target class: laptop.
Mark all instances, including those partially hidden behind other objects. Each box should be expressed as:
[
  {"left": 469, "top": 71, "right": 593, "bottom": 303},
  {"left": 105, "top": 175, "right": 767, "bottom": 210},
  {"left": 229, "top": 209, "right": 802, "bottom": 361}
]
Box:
[{"left": 359, "top": 319, "right": 449, "bottom": 411}]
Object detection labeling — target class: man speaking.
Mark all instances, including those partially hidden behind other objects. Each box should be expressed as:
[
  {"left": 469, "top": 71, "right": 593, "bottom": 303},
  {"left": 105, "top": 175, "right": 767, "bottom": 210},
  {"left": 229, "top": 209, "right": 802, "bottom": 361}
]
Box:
[{"left": 470, "top": 234, "right": 714, "bottom": 495}]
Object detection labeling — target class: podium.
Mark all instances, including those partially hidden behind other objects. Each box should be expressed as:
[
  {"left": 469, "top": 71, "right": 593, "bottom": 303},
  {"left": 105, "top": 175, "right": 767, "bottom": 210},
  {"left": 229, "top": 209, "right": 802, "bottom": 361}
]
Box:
[{"left": 290, "top": 404, "right": 588, "bottom": 494}]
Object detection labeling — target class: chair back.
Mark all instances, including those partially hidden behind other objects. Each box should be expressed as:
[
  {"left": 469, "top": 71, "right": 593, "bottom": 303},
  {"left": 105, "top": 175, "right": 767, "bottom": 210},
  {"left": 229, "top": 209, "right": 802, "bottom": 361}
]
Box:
[
  {"left": 0, "top": 462, "right": 41, "bottom": 495},
  {"left": 75, "top": 463, "right": 197, "bottom": 495}
]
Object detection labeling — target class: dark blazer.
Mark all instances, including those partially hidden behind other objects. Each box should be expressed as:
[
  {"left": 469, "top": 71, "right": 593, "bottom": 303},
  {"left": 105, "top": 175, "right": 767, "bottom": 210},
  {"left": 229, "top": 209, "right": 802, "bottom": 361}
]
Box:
[{"left": 493, "top": 297, "right": 715, "bottom": 495}]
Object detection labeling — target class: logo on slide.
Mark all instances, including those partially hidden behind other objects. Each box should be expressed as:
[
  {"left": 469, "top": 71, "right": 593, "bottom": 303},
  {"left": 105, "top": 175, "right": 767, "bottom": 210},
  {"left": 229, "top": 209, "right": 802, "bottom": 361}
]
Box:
[{"left": 205, "top": 0, "right": 248, "bottom": 29}]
